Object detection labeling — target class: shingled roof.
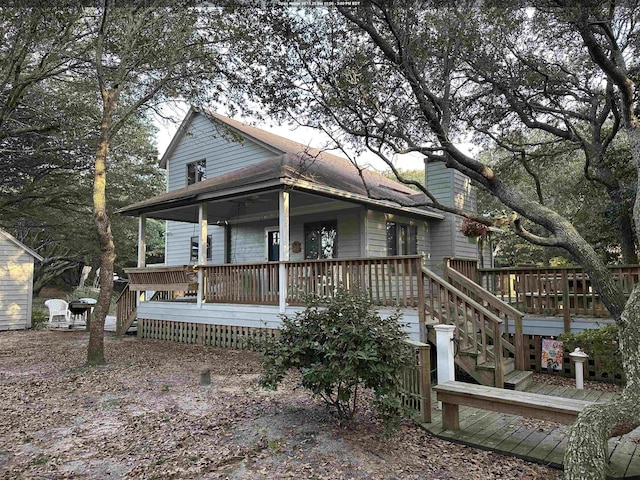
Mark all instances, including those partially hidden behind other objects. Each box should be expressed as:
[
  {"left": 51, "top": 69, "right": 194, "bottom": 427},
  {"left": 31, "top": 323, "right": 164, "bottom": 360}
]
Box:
[{"left": 119, "top": 108, "right": 443, "bottom": 220}]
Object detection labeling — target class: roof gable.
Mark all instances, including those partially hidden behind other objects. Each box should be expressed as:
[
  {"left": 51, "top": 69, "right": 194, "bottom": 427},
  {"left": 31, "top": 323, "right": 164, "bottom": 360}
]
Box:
[
  {"left": 159, "top": 107, "right": 285, "bottom": 170},
  {"left": 0, "top": 229, "right": 43, "bottom": 261}
]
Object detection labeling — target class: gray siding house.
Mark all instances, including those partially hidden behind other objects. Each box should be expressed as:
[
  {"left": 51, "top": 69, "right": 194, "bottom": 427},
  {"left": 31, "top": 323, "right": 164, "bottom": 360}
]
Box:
[
  {"left": 117, "top": 107, "right": 480, "bottom": 341},
  {"left": 0, "top": 228, "right": 43, "bottom": 330}
]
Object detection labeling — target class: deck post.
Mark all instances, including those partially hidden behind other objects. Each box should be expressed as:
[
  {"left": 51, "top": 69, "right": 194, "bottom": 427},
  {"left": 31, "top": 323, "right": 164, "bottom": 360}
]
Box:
[
  {"left": 562, "top": 269, "right": 570, "bottom": 332},
  {"left": 137, "top": 214, "right": 146, "bottom": 303},
  {"left": 279, "top": 190, "right": 290, "bottom": 313},
  {"left": 137, "top": 214, "right": 146, "bottom": 268},
  {"left": 198, "top": 203, "right": 208, "bottom": 307},
  {"left": 434, "top": 324, "right": 456, "bottom": 408}
]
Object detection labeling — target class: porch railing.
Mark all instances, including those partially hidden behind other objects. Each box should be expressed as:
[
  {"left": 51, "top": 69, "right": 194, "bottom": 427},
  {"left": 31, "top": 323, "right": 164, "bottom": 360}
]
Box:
[
  {"left": 286, "top": 256, "right": 422, "bottom": 306},
  {"left": 478, "top": 265, "right": 640, "bottom": 323},
  {"left": 200, "top": 262, "right": 280, "bottom": 304},
  {"left": 445, "top": 257, "right": 479, "bottom": 283},
  {"left": 195, "top": 256, "right": 423, "bottom": 306}
]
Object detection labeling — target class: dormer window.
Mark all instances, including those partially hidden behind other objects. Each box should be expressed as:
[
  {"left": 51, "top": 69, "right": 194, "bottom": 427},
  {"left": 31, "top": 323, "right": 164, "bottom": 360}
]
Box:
[{"left": 187, "top": 159, "right": 206, "bottom": 185}]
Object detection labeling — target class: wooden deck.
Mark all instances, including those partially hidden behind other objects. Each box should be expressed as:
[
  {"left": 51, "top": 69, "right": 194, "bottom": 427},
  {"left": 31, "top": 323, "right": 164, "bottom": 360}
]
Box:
[{"left": 418, "top": 383, "right": 640, "bottom": 479}]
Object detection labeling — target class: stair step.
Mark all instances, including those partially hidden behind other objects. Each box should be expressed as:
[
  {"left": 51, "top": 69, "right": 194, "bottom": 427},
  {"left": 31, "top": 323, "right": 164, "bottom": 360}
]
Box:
[
  {"left": 458, "top": 346, "right": 478, "bottom": 357},
  {"left": 503, "top": 358, "right": 515, "bottom": 375},
  {"left": 504, "top": 370, "right": 534, "bottom": 391}
]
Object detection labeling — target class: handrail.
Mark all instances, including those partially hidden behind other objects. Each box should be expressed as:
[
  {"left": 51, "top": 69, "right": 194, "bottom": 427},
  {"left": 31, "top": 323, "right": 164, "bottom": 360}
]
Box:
[
  {"left": 445, "top": 266, "right": 525, "bottom": 371},
  {"left": 422, "top": 266, "right": 504, "bottom": 322},
  {"left": 115, "top": 283, "right": 137, "bottom": 335},
  {"left": 114, "top": 280, "right": 131, "bottom": 305},
  {"left": 446, "top": 267, "right": 523, "bottom": 319},
  {"left": 422, "top": 266, "right": 507, "bottom": 387},
  {"left": 478, "top": 263, "right": 640, "bottom": 273}
]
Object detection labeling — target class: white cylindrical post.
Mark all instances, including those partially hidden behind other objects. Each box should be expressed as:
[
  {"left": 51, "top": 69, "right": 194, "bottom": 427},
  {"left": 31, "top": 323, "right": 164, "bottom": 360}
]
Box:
[
  {"left": 278, "top": 190, "right": 290, "bottom": 314},
  {"left": 570, "top": 347, "right": 589, "bottom": 390},
  {"left": 197, "top": 203, "right": 208, "bottom": 308},
  {"left": 434, "top": 324, "right": 456, "bottom": 385}
]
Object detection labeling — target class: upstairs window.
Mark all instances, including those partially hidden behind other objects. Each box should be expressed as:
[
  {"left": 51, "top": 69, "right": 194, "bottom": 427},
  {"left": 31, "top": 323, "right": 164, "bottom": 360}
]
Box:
[
  {"left": 386, "top": 222, "right": 418, "bottom": 256},
  {"left": 187, "top": 159, "right": 206, "bottom": 185},
  {"left": 304, "top": 221, "right": 337, "bottom": 259},
  {"left": 190, "top": 235, "right": 212, "bottom": 263}
]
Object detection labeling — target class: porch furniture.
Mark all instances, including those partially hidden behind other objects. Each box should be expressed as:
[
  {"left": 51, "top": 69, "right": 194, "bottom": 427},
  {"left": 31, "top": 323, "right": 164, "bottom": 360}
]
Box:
[
  {"left": 433, "top": 380, "right": 600, "bottom": 430},
  {"left": 44, "top": 299, "right": 72, "bottom": 328}
]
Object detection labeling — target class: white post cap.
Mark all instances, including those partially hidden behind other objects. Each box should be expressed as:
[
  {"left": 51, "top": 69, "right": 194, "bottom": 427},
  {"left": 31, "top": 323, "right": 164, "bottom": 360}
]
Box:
[
  {"left": 434, "top": 324, "right": 456, "bottom": 334},
  {"left": 569, "top": 347, "right": 589, "bottom": 360}
]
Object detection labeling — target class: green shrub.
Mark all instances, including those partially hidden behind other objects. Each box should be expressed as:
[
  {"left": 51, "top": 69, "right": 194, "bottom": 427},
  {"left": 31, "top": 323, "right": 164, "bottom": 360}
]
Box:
[
  {"left": 258, "top": 286, "right": 412, "bottom": 434},
  {"left": 559, "top": 324, "right": 622, "bottom": 379},
  {"left": 31, "top": 308, "right": 48, "bottom": 330}
]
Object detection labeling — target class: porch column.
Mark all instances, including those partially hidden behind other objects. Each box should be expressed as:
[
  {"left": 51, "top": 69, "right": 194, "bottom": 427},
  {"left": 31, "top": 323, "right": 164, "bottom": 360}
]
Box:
[
  {"left": 137, "top": 214, "right": 146, "bottom": 268},
  {"left": 197, "top": 203, "right": 208, "bottom": 307},
  {"left": 279, "top": 190, "right": 290, "bottom": 313},
  {"left": 137, "top": 214, "right": 146, "bottom": 303}
]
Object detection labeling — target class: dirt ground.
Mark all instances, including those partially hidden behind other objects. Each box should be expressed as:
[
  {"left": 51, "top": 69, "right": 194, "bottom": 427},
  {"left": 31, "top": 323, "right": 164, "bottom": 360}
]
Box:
[{"left": 0, "top": 330, "right": 563, "bottom": 479}]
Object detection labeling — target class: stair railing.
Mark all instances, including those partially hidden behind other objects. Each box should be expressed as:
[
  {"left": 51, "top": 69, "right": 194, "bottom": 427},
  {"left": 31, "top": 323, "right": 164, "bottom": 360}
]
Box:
[
  {"left": 115, "top": 282, "right": 137, "bottom": 335},
  {"left": 444, "top": 264, "right": 525, "bottom": 371},
  {"left": 422, "top": 266, "right": 508, "bottom": 387}
]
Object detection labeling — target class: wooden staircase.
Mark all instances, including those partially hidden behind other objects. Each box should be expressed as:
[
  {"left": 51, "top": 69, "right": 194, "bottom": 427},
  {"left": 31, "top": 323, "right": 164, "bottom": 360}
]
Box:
[
  {"left": 115, "top": 283, "right": 137, "bottom": 336},
  {"left": 421, "top": 266, "right": 532, "bottom": 390}
]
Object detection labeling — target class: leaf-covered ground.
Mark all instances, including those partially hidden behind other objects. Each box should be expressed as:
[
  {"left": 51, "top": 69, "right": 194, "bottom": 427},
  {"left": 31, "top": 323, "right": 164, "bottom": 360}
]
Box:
[{"left": 0, "top": 330, "right": 562, "bottom": 479}]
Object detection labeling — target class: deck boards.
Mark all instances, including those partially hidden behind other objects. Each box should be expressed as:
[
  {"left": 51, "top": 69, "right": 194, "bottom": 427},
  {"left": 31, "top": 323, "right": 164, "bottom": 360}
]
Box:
[{"left": 418, "top": 383, "right": 640, "bottom": 479}]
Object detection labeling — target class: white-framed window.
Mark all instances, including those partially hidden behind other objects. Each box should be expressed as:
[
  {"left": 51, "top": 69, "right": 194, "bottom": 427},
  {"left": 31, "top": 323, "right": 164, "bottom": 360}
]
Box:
[
  {"left": 187, "top": 159, "right": 206, "bottom": 185},
  {"left": 190, "top": 235, "right": 212, "bottom": 263},
  {"left": 386, "top": 222, "right": 418, "bottom": 256}
]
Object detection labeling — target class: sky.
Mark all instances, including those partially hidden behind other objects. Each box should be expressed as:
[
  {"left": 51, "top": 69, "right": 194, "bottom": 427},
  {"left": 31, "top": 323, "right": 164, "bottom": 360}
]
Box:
[{"left": 153, "top": 103, "right": 427, "bottom": 173}]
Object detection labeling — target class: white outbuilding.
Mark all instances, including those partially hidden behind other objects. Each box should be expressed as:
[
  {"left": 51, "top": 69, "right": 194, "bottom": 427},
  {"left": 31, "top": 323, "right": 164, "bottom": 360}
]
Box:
[{"left": 0, "top": 228, "right": 43, "bottom": 330}]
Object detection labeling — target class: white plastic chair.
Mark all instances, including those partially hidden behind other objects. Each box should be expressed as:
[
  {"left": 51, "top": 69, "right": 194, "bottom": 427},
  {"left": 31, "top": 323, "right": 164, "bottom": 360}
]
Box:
[{"left": 44, "top": 299, "right": 72, "bottom": 328}]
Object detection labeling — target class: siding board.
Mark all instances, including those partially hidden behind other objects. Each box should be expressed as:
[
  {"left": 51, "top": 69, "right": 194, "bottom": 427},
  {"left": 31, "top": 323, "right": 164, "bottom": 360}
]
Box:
[
  {"left": 0, "top": 237, "right": 35, "bottom": 330},
  {"left": 167, "top": 113, "right": 277, "bottom": 192}
]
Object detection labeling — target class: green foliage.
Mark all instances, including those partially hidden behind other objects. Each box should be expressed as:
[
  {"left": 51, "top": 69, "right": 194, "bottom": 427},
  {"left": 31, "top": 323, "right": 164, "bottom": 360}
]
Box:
[
  {"left": 30, "top": 309, "right": 48, "bottom": 330},
  {"left": 559, "top": 325, "right": 622, "bottom": 380},
  {"left": 258, "top": 287, "right": 412, "bottom": 434}
]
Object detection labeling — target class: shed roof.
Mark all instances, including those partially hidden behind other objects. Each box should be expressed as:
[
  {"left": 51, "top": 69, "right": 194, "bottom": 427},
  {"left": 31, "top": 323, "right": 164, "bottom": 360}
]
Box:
[{"left": 0, "top": 229, "right": 44, "bottom": 261}]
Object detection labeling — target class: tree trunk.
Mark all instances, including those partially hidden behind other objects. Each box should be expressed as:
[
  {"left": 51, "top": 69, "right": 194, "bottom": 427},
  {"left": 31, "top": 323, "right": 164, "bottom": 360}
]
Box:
[
  {"left": 618, "top": 208, "right": 637, "bottom": 264},
  {"left": 87, "top": 88, "right": 118, "bottom": 366},
  {"left": 607, "top": 185, "right": 637, "bottom": 264},
  {"left": 564, "top": 284, "right": 640, "bottom": 479},
  {"left": 564, "top": 111, "right": 640, "bottom": 480}
]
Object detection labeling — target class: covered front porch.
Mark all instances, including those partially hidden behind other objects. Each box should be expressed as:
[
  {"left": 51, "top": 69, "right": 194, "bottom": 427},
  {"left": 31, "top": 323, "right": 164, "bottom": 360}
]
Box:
[{"left": 116, "top": 168, "right": 445, "bottom": 339}]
